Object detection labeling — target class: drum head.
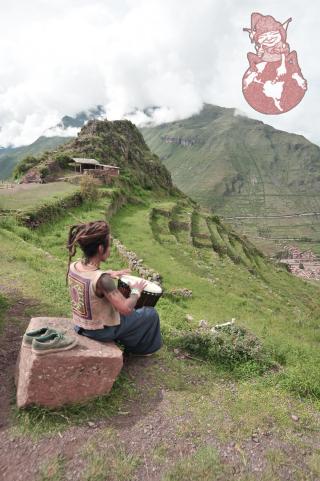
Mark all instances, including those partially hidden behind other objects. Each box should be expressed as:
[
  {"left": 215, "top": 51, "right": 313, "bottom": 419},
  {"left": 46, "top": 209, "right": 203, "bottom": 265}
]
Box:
[{"left": 119, "top": 275, "right": 162, "bottom": 294}]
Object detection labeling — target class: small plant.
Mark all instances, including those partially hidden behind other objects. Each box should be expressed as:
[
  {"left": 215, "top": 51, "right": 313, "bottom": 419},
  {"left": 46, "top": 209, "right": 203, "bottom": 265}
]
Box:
[{"left": 162, "top": 446, "right": 230, "bottom": 481}]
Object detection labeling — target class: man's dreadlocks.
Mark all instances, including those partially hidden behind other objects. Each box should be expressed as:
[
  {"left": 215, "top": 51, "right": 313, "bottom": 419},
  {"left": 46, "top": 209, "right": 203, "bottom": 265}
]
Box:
[{"left": 66, "top": 220, "right": 110, "bottom": 283}]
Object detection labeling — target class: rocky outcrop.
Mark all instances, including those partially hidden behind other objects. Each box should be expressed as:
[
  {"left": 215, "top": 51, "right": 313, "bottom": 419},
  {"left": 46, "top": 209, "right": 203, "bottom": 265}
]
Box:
[
  {"left": 20, "top": 168, "right": 42, "bottom": 184},
  {"left": 15, "top": 317, "right": 123, "bottom": 408}
]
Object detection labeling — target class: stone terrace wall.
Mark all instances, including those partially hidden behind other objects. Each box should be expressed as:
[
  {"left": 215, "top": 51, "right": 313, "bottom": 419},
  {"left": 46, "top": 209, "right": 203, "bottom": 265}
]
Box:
[{"left": 113, "top": 238, "right": 162, "bottom": 284}]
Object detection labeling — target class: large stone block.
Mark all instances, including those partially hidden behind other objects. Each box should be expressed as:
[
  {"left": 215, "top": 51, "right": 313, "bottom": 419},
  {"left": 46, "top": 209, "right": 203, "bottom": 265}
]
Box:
[{"left": 15, "top": 317, "right": 123, "bottom": 408}]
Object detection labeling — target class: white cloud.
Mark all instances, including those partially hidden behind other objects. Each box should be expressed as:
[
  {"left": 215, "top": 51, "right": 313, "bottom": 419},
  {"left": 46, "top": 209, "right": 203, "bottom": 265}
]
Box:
[
  {"left": 0, "top": 0, "right": 319, "bottom": 147},
  {"left": 233, "top": 109, "right": 248, "bottom": 118}
]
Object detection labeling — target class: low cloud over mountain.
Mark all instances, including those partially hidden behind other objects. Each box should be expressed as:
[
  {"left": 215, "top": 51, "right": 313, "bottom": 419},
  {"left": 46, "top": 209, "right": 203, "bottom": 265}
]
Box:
[{"left": 0, "top": 0, "right": 319, "bottom": 147}]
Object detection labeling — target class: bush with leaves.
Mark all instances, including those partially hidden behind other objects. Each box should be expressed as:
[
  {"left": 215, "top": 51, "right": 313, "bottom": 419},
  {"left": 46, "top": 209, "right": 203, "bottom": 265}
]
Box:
[
  {"left": 79, "top": 174, "right": 100, "bottom": 202},
  {"left": 13, "top": 155, "right": 39, "bottom": 179},
  {"left": 54, "top": 154, "right": 73, "bottom": 169},
  {"left": 171, "top": 323, "right": 276, "bottom": 374}
]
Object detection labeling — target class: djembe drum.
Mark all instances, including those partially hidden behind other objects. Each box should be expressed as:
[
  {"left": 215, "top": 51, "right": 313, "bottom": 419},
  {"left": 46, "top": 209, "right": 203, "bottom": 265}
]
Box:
[{"left": 118, "top": 275, "right": 163, "bottom": 309}]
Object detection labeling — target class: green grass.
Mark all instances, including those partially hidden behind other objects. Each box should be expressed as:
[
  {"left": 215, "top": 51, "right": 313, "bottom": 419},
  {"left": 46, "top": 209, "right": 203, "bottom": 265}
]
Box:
[
  {"left": 161, "top": 446, "right": 230, "bottom": 481},
  {"left": 2, "top": 192, "right": 320, "bottom": 403},
  {"left": 0, "top": 182, "right": 79, "bottom": 211},
  {"left": 37, "top": 455, "right": 66, "bottom": 481},
  {"left": 81, "top": 429, "right": 141, "bottom": 481},
  {"left": 110, "top": 201, "right": 320, "bottom": 399}
]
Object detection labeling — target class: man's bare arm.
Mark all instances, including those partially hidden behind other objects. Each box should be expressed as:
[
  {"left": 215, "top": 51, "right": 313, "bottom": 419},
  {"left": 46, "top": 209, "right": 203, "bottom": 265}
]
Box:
[{"left": 97, "top": 274, "right": 142, "bottom": 315}]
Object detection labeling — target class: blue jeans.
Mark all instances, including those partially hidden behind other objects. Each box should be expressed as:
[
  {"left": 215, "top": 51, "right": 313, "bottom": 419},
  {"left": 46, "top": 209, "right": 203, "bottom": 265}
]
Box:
[{"left": 74, "top": 306, "right": 162, "bottom": 355}]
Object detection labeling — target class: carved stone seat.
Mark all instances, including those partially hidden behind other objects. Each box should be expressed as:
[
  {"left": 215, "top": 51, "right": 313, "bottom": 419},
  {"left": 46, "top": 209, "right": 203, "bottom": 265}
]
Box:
[{"left": 15, "top": 317, "right": 123, "bottom": 408}]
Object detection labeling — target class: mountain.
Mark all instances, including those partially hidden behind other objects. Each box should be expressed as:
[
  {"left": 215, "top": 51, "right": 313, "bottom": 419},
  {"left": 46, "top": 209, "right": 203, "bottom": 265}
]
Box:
[
  {"left": 51, "top": 105, "right": 105, "bottom": 130},
  {"left": 140, "top": 103, "right": 320, "bottom": 255},
  {"left": 0, "top": 104, "right": 176, "bottom": 181},
  {"left": 0, "top": 106, "right": 106, "bottom": 181},
  {"left": 0, "top": 136, "right": 72, "bottom": 181},
  {"left": 15, "top": 119, "right": 175, "bottom": 193}
]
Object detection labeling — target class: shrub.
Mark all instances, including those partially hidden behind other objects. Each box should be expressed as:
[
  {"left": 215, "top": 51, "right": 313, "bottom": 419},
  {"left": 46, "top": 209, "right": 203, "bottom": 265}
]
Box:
[
  {"left": 16, "top": 192, "right": 83, "bottom": 228},
  {"left": 171, "top": 323, "right": 276, "bottom": 374},
  {"left": 54, "top": 154, "right": 73, "bottom": 169},
  {"left": 13, "top": 155, "right": 39, "bottom": 179},
  {"left": 80, "top": 175, "right": 100, "bottom": 202},
  {"left": 38, "top": 166, "right": 49, "bottom": 177}
]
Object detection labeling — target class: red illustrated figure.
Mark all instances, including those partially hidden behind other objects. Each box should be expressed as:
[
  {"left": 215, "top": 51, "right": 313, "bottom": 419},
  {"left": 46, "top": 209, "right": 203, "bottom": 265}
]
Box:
[{"left": 242, "top": 12, "right": 307, "bottom": 114}]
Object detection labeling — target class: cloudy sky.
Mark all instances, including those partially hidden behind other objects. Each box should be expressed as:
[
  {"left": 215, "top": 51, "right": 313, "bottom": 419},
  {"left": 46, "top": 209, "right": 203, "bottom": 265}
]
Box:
[{"left": 0, "top": 0, "right": 319, "bottom": 147}]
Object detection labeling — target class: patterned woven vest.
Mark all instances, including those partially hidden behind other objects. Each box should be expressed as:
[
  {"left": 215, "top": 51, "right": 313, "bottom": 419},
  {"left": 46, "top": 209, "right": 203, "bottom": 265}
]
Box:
[{"left": 68, "top": 261, "right": 120, "bottom": 329}]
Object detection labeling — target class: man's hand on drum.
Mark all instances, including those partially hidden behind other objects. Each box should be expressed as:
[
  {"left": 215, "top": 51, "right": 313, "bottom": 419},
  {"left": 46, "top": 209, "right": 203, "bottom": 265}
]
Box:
[
  {"left": 107, "top": 268, "right": 132, "bottom": 278},
  {"left": 132, "top": 279, "right": 148, "bottom": 294},
  {"left": 100, "top": 276, "right": 147, "bottom": 315}
]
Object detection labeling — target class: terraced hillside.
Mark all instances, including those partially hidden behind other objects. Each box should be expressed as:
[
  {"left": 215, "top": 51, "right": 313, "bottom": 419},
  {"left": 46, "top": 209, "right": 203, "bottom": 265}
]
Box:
[
  {"left": 141, "top": 104, "right": 320, "bottom": 255},
  {"left": 1, "top": 119, "right": 320, "bottom": 480},
  {"left": 149, "top": 199, "right": 263, "bottom": 275}
]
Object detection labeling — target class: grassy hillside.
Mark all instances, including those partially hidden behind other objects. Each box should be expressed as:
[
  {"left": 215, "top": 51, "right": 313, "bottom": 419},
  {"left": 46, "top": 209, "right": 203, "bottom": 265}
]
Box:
[
  {"left": 0, "top": 136, "right": 72, "bottom": 181},
  {"left": 1, "top": 119, "right": 320, "bottom": 480},
  {"left": 1, "top": 185, "right": 320, "bottom": 480},
  {"left": 141, "top": 104, "right": 320, "bottom": 255}
]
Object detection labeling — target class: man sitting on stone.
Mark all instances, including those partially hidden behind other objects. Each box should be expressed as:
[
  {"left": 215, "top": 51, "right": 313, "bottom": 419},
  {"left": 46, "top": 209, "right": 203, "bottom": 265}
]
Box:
[{"left": 66, "top": 220, "right": 162, "bottom": 356}]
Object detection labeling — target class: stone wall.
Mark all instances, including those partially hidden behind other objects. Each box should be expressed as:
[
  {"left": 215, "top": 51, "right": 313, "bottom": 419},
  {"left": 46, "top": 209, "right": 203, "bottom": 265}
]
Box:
[
  {"left": 112, "top": 238, "right": 193, "bottom": 297},
  {"left": 112, "top": 238, "right": 162, "bottom": 284}
]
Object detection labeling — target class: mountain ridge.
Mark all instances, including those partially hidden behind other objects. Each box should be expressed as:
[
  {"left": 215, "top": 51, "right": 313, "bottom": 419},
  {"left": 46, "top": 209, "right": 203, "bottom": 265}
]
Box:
[
  {"left": 140, "top": 103, "right": 320, "bottom": 254},
  {"left": 13, "top": 118, "right": 176, "bottom": 196}
]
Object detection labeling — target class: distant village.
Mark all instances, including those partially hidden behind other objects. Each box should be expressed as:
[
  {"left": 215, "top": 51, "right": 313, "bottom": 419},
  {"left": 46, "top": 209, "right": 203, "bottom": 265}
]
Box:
[{"left": 279, "top": 245, "right": 320, "bottom": 281}]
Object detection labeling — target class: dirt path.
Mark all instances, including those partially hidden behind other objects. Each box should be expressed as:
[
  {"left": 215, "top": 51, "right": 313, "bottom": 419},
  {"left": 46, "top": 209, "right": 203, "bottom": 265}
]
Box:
[
  {"left": 0, "top": 289, "right": 166, "bottom": 480},
  {"left": 0, "top": 287, "right": 37, "bottom": 429},
  {"left": 0, "top": 355, "right": 165, "bottom": 481}
]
